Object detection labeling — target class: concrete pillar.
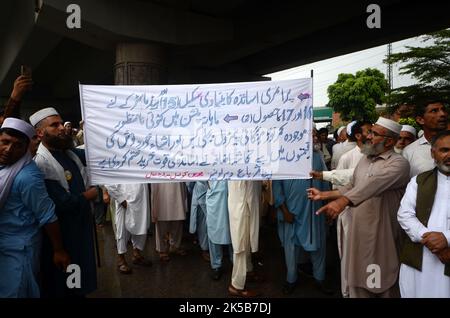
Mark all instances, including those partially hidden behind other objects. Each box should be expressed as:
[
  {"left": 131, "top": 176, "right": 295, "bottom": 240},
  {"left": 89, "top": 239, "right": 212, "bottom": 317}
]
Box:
[{"left": 114, "top": 43, "right": 167, "bottom": 85}]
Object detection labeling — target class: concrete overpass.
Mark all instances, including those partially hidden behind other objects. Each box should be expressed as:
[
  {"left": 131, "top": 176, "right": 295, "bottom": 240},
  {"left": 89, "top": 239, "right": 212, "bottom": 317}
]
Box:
[{"left": 1, "top": 0, "right": 449, "bottom": 122}]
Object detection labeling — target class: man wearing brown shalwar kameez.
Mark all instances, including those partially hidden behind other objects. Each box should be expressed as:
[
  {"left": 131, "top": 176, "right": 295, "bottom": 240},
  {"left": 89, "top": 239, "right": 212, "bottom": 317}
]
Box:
[{"left": 308, "top": 117, "right": 410, "bottom": 298}]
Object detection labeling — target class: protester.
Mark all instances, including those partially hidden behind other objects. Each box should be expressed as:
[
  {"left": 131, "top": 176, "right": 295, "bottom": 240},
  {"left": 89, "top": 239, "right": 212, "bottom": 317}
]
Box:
[
  {"left": 106, "top": 183, "right": 152, "bottom": 274},
  {"left": 205, "top": 181, "right": 233, "bottom": 280},
  {"left": 403, "top": 100, "right": 448, "bottom": 177},
  {"left": 308, "top": 117, "right": 410, "bottom": 298},
  {"left": 394, "top": 125, "right": 417, "bottom": 154},
  {"left": 227, "top": 181, "right": 263, "bottom": 297},
  {"left": 189, "top": 181, "right": 210, "bottom": 262},
  {"left": 398, "top": 130, "right": 450, "bottom": 297},
  {"left": 29, "top": 107, "right": 98, "bottom": 297},
  {"left": 151, "top": 183, "right": 188, "bottom": 261},
  {"left": 0, "top": 118, "right": 70, "bottom": 297},
  {"left": 273, "top": 143, "right": 331, "bottom": 295}
]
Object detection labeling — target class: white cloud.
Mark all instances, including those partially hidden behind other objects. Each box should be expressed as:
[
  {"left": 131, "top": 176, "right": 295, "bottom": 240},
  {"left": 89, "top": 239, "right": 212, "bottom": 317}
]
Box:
[{"left": 266, "top": 35, "right": 433, "bottom": 106}]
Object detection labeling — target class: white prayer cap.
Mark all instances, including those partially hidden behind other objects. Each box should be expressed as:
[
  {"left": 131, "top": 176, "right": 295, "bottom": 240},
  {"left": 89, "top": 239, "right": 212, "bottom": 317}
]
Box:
[
  {"left": 346, "top": 121, "right": 357, "bottom": 136},
  {"left": 401, "top": 125, "right": 417, "bottom": 137},
  {"left": 375, "top": 117, "right": 402, "bottom": 135},
  {"left": 29, "top": 107, "right": 59, "bottom": 127},
  {"left": 337, "top": 126, "right": 346, "bottom": 136},
  {"left": 418, "top": 129, "right": 424, "bottom": 138},
  {"left": 1, "top": 117, "right": 35, "bottom": 140},
  {"left": 64, "top": 121, "right": 72, "bottom": 127}
]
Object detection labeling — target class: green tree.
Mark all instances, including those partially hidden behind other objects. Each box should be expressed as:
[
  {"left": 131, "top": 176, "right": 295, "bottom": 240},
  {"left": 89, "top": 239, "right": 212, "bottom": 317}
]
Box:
[
  {"left": 327, "top": 68, "right": 388, "bottom": 122},
  {"left": 384, "top": 29, "right": 450, "bottom": 108}
]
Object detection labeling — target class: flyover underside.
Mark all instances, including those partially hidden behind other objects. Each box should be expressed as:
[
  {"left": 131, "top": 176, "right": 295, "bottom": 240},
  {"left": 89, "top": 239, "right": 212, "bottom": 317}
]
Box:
[{"left": 0, "top": 0, "right": 448, "bottom": 122}]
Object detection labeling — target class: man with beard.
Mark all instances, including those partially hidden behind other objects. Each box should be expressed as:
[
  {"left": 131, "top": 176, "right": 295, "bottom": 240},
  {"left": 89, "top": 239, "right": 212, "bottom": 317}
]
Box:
[
  {"left": 398, "top": 130, "right": 450, "bottom": 297},
  {"left": 403, "top": 100, "right": 448, "bottom": 177},
  {"left": 311, "top": 120, "right": 372, "bottom": 297},
  {"left": 308, "top": 117, "right": 410, "bottom": 298},
  {"left": 0, "top": 118, "right": 70, "bottom": 297},
  {"left": 29, "top": 107, "right": 98, "bottom": 297}
]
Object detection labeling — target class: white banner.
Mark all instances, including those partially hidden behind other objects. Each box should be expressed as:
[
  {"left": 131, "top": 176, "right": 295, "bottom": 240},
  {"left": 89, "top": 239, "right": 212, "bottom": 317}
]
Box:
[{"left": 79, "top": 79, "right": 313, "bottom": 184}]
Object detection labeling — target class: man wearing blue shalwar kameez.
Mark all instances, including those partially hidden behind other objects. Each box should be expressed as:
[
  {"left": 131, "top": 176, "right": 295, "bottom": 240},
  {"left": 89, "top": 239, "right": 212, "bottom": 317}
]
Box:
[
  {"left": 273, "top": 150, "right": 330, "bottom": 295},
  {"left": 189, "top": 181, "right": 210, "bottom": 261},
  {"left": 0, "top": 118, "right": 70, "bottom": 298},
  {"left": 206, "top": 181, "right": 233, "bottom": 280}
]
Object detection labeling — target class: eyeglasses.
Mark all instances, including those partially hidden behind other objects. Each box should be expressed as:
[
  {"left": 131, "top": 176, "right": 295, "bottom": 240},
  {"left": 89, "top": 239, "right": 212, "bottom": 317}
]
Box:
[{"left": 367, "top": 130, "right": 391, "bottom": 138}]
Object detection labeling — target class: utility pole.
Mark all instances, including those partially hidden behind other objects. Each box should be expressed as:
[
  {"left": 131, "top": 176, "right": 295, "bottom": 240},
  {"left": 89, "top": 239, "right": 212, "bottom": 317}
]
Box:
[{"left": 386, "top": 43, "right": 393, "bottom": 106}]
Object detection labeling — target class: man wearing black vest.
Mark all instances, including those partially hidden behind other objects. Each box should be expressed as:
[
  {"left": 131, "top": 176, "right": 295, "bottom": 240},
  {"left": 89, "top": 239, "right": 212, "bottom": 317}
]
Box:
[{"left": 398, "top": 130, "right": 450, "bottom": 297}]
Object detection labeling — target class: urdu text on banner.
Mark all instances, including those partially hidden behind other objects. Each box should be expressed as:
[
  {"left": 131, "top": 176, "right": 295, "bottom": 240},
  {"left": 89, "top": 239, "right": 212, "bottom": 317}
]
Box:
[{"left": 79, "top": 79, "right": 313, "bottom": 184}]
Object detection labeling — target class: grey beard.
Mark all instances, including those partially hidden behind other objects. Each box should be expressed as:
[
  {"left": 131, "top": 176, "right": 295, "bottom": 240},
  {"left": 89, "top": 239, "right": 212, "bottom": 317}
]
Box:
[
  {"left": 361, "top": 140, "right": 386, "bottom": 156},
  {"left": 394, "top": 146, "right": 403, "bottom": 154},
  {"left": 436, "top": 161, "right": 450, "bottom": 174}
]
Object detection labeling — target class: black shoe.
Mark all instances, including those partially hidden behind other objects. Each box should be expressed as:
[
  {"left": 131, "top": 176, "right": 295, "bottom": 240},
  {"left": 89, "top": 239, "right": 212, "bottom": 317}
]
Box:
[
  {"left": 315, "top": 280, "right": 335, "bottom": 296},
  {"left": 297, "top": 263, "right": 313, "bottom": 277},
  {"left": 282, "top": 281, "right": 297, "bottom": 295},
  {"left": 211, "top": 268, "right": 223, "bottom": 281}
]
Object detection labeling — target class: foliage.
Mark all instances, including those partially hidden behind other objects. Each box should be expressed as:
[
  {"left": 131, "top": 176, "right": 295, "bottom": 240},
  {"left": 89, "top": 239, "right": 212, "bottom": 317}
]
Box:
[
  {"left": 327, "top": 68, "right": 388, "bottom": 122},
  {"left": 384, "top": 29, "right": 450, "bottom": 111},
  {"left": 398, "top": 117, "right": 421, "bottom": 132}
]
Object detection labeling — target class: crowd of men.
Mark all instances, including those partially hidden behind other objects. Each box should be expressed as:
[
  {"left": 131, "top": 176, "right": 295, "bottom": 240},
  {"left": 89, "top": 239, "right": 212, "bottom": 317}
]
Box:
[{"left": 0, "top": 74, "right": 449, "bottom": 298}]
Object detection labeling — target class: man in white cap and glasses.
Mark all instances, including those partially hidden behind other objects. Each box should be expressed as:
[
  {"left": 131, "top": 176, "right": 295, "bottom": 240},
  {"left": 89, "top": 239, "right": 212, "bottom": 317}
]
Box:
[
  {"left": 29, "top": 107, "right": 98, "bottom": 297},
  {"left": 308, "top": 117, "right": 410, "bottom": 298},
  {"left": 0, "top": 118, "right": 70, "bottom": 297},
  {"left": 394, "top": 125, "right": 417, "bottom": 154}
]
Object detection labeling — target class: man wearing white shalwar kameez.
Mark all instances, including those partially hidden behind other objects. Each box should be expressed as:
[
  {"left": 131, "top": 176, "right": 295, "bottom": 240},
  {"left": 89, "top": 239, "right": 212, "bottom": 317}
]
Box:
[
  {"left": 227, "top": 181, "right": 262, "bottom": 297},
  {"left": 105, "top": 183, "right": 151, "bottom": 273},
  {"left": 398, "top": 131, "right": 450, "bottom": 297}
]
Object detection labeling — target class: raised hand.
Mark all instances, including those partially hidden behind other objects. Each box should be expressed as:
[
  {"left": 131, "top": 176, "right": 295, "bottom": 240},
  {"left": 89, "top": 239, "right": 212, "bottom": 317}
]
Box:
[{"left": 10, "top": 75, "right": 33, "bottom": 101}]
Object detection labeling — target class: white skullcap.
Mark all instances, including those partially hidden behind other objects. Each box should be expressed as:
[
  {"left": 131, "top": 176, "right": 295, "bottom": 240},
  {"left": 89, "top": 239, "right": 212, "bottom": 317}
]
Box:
[
  {"left": 29, "top": 107, "right": 59, "bottom": 127},
  {"left": 346, "top": 121, "right": 357, "bottom": 136},
  {"left": 375, "top": 117, "right": 402, "bottom": 135},
  {"left": 401, "top": 125, "right": 417, "bottom": 137},
  {"left": 337, "top": 126, "right": 346, "bottom": 136},
  {"left": 1, "top": 117, "right": 35, "bottom": 140},
  {"left": 64, "top": 121, "right": 72, "bottom": 127},
  {"left": 418, "top": 129, "right": 424, "bottom": 138}
]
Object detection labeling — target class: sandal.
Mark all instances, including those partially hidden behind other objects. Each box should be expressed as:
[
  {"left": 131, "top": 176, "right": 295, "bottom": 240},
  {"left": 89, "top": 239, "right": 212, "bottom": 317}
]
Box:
[
  {"left": 117, "top": 262, "right": 132, "bottom": 274},
  {"left": 228, "top": 285, "right": 260, "bottom": 298},
  {"left": 159, "top": 252, "right": 170, "bottom": 262}
]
